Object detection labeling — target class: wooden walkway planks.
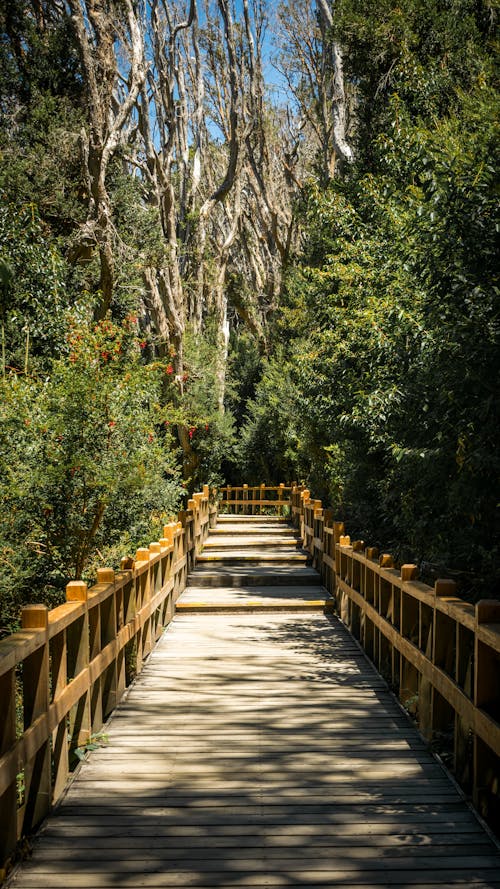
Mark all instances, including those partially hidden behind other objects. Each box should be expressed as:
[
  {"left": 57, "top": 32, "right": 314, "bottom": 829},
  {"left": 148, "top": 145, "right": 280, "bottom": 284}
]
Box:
[
  {"left": 8, "top": 516, "right": 500, "bottom": 888},
  {"left": 9, "top": 612, "right": 500, "bottom": 888}
]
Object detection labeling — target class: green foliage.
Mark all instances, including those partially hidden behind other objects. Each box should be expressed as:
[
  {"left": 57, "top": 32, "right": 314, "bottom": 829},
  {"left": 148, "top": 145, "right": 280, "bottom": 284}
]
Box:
[
  {"left": 0, "top": 93, "right": 85, "bottom": 234},
  {"left": 0, "top": 319, "right": 183, "bottom": 636},
  {"left": 333, "top": 0, "right": 495, "bottom": 156},
  {"left": 245, "top": 0, "right": 499, "bottom": 595},
  {"left": 0, "top": 202, "right": 79, "bottom": 371},
  {"left": 238, "top": 355, "right": 303, "bottom": 484},
  {"left": 179, "top": 327, "right": 237, "bottom": 488},
  {"left": 74, "top": 733, "right": 109, "bottom": 763},
  {"left": 225, "top": 330, "right": 264, "bottom": 430},
  {"left": 0, "top": 4, "right": 83, "bottom": 108},
  {"left": 106, "top": 166, "right": 167, "bottom": 318}
]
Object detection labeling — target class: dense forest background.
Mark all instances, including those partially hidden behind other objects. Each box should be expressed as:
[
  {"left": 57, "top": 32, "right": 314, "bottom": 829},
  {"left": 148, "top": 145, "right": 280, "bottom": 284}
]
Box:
[{"left": 0, "top": 0, "right": 498, "bottom": 632}]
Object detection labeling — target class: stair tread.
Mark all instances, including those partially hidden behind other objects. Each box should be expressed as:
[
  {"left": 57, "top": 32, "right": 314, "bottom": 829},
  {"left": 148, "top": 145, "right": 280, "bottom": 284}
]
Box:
[
  {"left": 197, "top": 551, "right": 308, "bottom": 560},
  {"left": 191, "top": 565, "right": 318, "bottom": 575},
  {"left": 207, "top": 536, "right": 300, "bottom": 541},
  {"left": 216, "top": 515, "right": 288, "bottom": 523},
  {"left": 184, "top": 585, "right": 327, "bottom": 597}
]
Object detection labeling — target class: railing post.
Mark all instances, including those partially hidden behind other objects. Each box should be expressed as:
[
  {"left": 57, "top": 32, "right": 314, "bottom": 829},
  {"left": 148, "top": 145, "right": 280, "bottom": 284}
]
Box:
[
  {"left": 159, "top": 528, "right": 174, "bottom": 624},
  {"left": 96, "top": 568, "right": 123, "bottom": 718},
  {"left": 0, "top": 660, "right": 19, "bottom": 866},
  {"left": 333, "top": 522, "right": 345, "bottom": 590},
  {"left": 322, "top": 508, "right": 335, "bottom": 594},
  {"left": 209, "top": 487, "right": 218, "bottom": 528},
  {"left": 401, "top": 564, "right": 418, "bottom": 582},
  {"left": 0, "top": 668, "right": 17, "bottom": 879},
  {"left": 135, "top": 549, "right": 152, "bottom": 666},
  {"left": 21, "top": 605, "right": 51, "bottom": 835},
  {"left": 277, "top": 483, "right": 284, "bottom": 516},
  {"left": 88, "top": 586, "right": 103, "bottom": 736},
  {"left": 51, "top": 617, "right": 69, "bottom": 801},
  {"left": 175, "top": 518, "right": 186, "bottom": 594},
  {"left": 65, "top": 582, "right": 91, "bottom": 754},
  {"left": 423, "top": 579, "right": 457, "bottom": 742},
  {"left": 474, "top": 599, "right": 500, "bottom": 820}
]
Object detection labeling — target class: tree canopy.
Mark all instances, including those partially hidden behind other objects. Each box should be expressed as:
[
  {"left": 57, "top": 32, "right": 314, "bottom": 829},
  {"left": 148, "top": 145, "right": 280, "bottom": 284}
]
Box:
[{"left": 0, "top": 0, "right": 498, "bottom": 631}]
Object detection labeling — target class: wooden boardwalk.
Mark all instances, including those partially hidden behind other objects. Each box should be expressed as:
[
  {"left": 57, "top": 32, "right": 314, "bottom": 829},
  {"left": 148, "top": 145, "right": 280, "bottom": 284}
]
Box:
[{"left": 9, "top": 517, "right": 500, "bottom": 888}]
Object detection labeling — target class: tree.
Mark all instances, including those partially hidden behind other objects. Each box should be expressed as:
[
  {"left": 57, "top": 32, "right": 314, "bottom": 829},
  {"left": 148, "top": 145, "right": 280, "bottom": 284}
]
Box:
[
  {"left": 245, "top": 0, "right": 499, "bottom": 595},
  {"left": 276, "top": 0, "right": 353, "bottom": 180},
  {"left": 68, "top": 0, "right": 147, "bottom": 318},
  {"left": 0, "top": 317, "right": 183, "bottom": 634}
]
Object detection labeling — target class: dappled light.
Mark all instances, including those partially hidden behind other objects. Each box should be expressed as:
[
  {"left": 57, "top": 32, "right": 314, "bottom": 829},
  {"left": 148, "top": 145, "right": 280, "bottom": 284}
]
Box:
[
  {"left": 9, "top": 515, "right": 500, "bottom": 888},
  {"left": 15, "top": 608, "right": 499, "bottom": 887}
]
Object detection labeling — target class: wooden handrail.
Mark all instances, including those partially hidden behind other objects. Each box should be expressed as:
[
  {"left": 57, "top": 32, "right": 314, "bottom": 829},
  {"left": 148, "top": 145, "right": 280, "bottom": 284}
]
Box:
[
  {"left": 0, "top": 486, "right": 214, "bottom": 869},
  {"left": 291, "top": 482, "right": 500, "bottom": 833},
  {"left": 219, "top": 483, "right": 292, "bottom": 515}
]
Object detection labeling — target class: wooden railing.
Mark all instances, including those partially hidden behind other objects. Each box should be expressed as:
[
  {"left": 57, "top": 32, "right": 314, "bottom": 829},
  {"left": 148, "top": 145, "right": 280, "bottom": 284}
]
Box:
[
  {"left": 2, "top": 478, "right": 499, "bottom": 865},
  {"left": 291, "top": 483, "right": 500, "bottom": 834},
  {"left": 219, "top": 484, "right": 292, "bottom": 514},
  {"left": 0, "top": 486, "right": 213, "bottom": 871}
]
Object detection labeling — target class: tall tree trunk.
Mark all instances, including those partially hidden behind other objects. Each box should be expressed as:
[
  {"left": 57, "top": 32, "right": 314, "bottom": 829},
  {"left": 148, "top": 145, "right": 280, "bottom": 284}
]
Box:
[
  {"left": 214, "top": 264, "right": 230, "bottom": 413},
  {"left": 89, "top": 148, "right": 115, "bottom": 319},
  {"left": 68, "top": 0, "right": 146, "bottom": 316}
]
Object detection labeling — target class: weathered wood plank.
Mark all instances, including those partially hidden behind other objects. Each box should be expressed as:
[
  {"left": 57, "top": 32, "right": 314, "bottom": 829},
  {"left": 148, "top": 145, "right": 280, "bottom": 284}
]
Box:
[
  {"left": 10, "top": 869, "right": 500, "bottom": 887},
  {"left": 18, "top": 854, "right": 500, "bottom": 873},
  {"left": 29, "top": 830, "right": 496, "bottom": 847},
  {"left": 30, "top": 838, "right": 498, "bottom": 856}
]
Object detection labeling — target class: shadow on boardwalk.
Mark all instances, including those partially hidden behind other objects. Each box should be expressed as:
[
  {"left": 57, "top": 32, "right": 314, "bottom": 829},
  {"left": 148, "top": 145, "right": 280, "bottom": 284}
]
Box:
[{"left": 9, "top": 612, "right": 500, "bottom": 889}]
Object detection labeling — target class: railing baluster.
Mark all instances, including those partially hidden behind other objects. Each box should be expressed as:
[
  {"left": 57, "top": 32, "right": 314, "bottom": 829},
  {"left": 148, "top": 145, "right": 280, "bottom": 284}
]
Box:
[
  {"left": 0, "top": 665, "right": 18, "bottom": 864},
  {"left": 21, "top": 605, "right": 51, "bottom": 835}
]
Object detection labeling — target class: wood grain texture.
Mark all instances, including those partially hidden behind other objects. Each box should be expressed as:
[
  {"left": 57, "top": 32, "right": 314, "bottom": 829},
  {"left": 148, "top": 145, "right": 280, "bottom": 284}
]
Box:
[{"left": 9, "top": 517, "right": 500, "bottom": 889}]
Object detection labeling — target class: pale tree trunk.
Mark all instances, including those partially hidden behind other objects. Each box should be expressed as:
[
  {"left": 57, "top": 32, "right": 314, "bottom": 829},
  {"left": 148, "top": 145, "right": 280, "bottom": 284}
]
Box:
[
  {"left": 236, "top": 0, "right": 299, "bottom": 329},
  {"left": 142, "top": 268, "right": 171, "bottom": 359},
  {"left": 276, "top": 0, "right": 353, "bottom": 180},
  {"left": 195, "top": 0, "right": 245, "bottom": 409},
  {"left": 214, "top": 267, "right": 230, "bottom": 413},
  {"left": 134, "top": 0, "right": 202, "bottom": 366},
  {"left": 206, "top": 189, "right": 241, "bottom": 412},
  {"left": 317, "top": 0, "right": 353, "bottom": 169},
  {"left": 68, "top": 0, "right": 146, "bottom": 317},
  {"left": 177, "top": 424, "right": 199, "bottom": 483}
]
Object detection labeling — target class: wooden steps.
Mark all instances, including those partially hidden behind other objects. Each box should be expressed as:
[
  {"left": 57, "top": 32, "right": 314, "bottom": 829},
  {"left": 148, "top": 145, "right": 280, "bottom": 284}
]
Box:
[
  {"left": 209, "top": 526, "right": 299, "bottom": 536},
  {"left": 215, "top": 515, "right": 289, "bottom": 523},
  {"left": 202, "top": 537, "right": 303, "bottom": 550},
  {"left": 178, "top": 514, "right": 328, "bottom": 611},
  {"left": 189, "top": 565, "right": 320, "bottom": 586}
]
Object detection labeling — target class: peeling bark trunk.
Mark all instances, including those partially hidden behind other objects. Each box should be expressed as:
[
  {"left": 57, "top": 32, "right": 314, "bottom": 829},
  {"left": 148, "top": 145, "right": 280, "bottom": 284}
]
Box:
[
  {"left": 177, "top": 424, "right": 199, "bottom": 483},
  {"left": 142, "top": 267, "right": 171, "bottom": 358},
  {"left": 214, "top": 264, "right": 230, "bottom": 413},
  {"left": 277, "top": 0, "right": 353, "bottom": 180},
  {"left": 317, "top": 0, "right": 354, "bottom": 169},
  {"left": 88, "top": 145, "right": 115, "bottom": 318},
  {"left": 68, "top": 0, "right": 146, "bottom": 316}
]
